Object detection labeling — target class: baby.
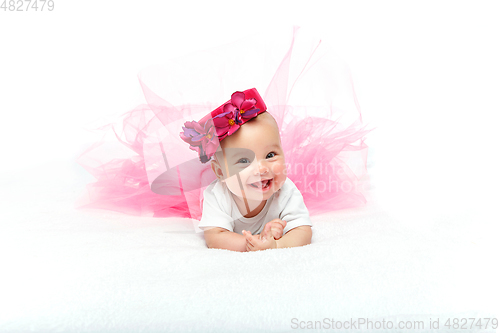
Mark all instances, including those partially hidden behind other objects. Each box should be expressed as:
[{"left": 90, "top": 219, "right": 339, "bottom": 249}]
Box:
[{"left": 182, "top": 89, "right": 312, "bottom": 252}]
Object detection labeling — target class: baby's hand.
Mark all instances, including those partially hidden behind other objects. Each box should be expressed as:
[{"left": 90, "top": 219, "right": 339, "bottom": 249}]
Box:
[
  {"left": 261, "top": 219, "right": 287, "bottom": 241},
  {"left": 242, "top": 230, "right": 276, "bottom": 251}
]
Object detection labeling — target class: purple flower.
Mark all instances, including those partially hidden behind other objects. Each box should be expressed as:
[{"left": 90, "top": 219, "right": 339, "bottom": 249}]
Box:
[{"left": 180, "top": 119, "right": 218, "bottom": 163}]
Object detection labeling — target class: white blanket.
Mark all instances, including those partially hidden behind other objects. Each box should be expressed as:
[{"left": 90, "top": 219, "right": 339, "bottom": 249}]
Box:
[{"left": 0, "top": 163, "right": 496, "bottom": 332}]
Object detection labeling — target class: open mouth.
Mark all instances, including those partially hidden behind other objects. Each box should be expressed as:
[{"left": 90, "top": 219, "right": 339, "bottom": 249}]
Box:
[{"left": 248, "top": 179, "right": 272, "bottom": 190}]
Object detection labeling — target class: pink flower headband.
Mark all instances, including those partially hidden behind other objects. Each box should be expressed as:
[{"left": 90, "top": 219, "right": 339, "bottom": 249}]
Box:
[{"left": 180, "top": 88, "right": 267, "bottom": 163}]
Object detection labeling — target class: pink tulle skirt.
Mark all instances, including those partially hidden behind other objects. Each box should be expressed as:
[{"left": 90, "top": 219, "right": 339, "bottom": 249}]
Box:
[{"left": 76, "top": 27, "right": 371, "bottom": 220}]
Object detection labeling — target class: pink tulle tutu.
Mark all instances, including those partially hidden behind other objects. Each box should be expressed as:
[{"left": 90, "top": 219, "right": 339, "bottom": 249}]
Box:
[{"left": 77, "top": 27, "right": 371, "bottom": 220}]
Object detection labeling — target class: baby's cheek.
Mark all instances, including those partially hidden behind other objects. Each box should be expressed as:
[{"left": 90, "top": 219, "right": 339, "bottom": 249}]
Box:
[
  {"left": 273, "top": 173, "right": 287, "bottom": 190},
  {"left": 224, "top": 175, "right": 242, "bottom": 195},
  {"left": 276, "top": 178, "right": 286, "bottom": 191},
  {"left": 224, "top": 170, "right": 253, "bottom": 196},
  {"left": 274, "top": 158, "right": 287, "bottom": 174},
  {"left": 273, "top": 162, "right": 287, "bottom": 179}
]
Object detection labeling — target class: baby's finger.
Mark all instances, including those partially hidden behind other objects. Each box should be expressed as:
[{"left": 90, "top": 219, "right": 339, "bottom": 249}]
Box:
[
  {"left": 271, "top": 228, "right": 281, "bottom": 240},
  {"left": 263, "top": 223, "right": 272, "bottom": 236},
  {"left": 269, "top": 219, "right": 286, "bottom": 228},
  {"left": 272, "top": 224, "right": 284, "bottom": 233},
  {"left": 246, "top": 236, "right": 255, "bottom": 247}
]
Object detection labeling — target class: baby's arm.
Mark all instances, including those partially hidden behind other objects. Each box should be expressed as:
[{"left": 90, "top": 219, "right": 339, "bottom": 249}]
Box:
[
  {"left": 274, "top": 179, "right": 312, "bottom": 249},
  {"left": 276, "top": 225, "right": 312, "bottom": 249},
  {"left": 244, "top": 225, "right": 312, "bottom": 251},
  {"left": 204, "top": 227, "right": 248, "bottom": 252}
]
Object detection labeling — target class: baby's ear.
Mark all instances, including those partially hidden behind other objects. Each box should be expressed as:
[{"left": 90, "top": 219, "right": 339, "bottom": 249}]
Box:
[{"left": 210, "top": 159, "right": 224, "bottom": 180}]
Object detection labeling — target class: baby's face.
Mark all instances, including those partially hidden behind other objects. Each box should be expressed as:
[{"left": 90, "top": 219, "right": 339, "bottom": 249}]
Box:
[{"left": 213, "top": 113, "right": 287, "bottom": 205}]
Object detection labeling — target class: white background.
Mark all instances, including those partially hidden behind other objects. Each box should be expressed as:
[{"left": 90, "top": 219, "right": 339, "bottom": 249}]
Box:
[
  {"left": 1, "top": 1, "right": 499, "bottom": 222},
  {"left": 1, "top": 2, "right": 499, "bottom": 329}
]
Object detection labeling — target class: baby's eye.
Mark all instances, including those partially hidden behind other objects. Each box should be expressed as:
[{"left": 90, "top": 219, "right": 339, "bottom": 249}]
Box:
[
  {"left": 266, "top": 152, "right": 276, "bottom": 159},
  {"left": 237, "top": 158, "right": 251, "bottom": 164}
]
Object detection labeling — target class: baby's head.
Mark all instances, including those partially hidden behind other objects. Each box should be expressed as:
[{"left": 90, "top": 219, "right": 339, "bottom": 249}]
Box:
[
  {"left": 180, "top": 88, "right": 287, "bottom": 205},
  {"left": 211, "top": 111, "right": 287, "bottom": 203}
]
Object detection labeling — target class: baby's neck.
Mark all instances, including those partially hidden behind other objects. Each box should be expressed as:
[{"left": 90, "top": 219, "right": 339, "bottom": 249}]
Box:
[{"left": 230, "top": 193, "right": 266, "bottom": 218}]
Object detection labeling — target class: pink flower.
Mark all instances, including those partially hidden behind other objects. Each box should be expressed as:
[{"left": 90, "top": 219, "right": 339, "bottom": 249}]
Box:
[
  {"left": 223, "top": 91, "right": 260, "bottom": 123},
  {"left": 213, "top": 91, "right": 260, "bottom": 139},
  {"left": 180, "top": 90, "right": 263, "bottom": 163},
  {"left": 213, "top": 110, "right": 239, "bottom": 140}
]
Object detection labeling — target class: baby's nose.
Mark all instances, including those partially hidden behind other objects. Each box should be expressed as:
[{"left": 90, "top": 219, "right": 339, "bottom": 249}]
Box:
[{"left": 256, "top": 160, "right": 269, "bottom": 175}]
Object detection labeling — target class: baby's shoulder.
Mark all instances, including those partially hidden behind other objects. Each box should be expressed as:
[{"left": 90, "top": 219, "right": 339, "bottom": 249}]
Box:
[
  {"left": 204, "top": 179, "right": 220, "bottom": 193},
  {"left": 203, "top": 179, "right": 225, "bottom": 198},
  {"left": 281, "top": 177, "right": 300, "bottom": 192},
  {"left": 203, "top": 179, "right": 231, "bottom": 207},
  {"left": 275, "top": 178, "right": 299, "bottom": 201}
]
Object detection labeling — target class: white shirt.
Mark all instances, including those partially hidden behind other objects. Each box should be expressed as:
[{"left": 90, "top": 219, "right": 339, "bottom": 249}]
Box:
[{"left": 198, "top": 178, "right": 312, "bottom": 235}]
